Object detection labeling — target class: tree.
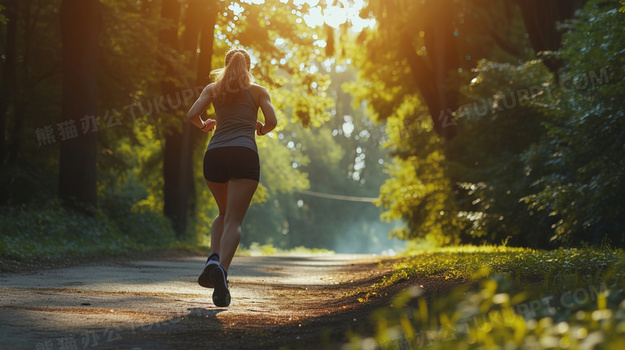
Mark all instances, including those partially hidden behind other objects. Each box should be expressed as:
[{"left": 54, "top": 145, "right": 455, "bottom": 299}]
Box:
[
  {"left": 58, "top": 0, "right": 99, "bottom": 210},
  {"left": 0, "top": 0, "right": 15, "bottom": 166},
  {"left": 180, "top": 0, "right": 218, "bottom": 226},
  {"left": 358, "top": 0, "right": 522, "bottom": 140},
  {"left": 0, "top": 1, "right": 63, "bottom": 205},
  {"left": 447, "top": 60, "right": 556, "bottom": 247},
  {"left": 158, "top": 0, "right": 220, "bottom": 237},
  {"left": 523, "top": 0, "right": 625, "bottom": 247},
  {"left": 515, "top": 0, "right": 585, "bottom": 74},
  {"left": 353, "top": 0, "right": 624, "bottom": 248},
  {"left": 0, "top": 1, "right": 16, "bottom": 205},
  {"left": 349, "top": 1, "right": 531, "bottom": 243}
]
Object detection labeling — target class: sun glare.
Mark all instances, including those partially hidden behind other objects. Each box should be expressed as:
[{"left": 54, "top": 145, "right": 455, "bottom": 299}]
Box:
[{"left": 239, "top": 0, "right": 375, "bottom": 31}]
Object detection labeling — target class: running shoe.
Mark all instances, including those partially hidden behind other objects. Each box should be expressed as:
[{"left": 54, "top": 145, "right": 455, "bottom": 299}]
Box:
[
  {"left": 210, "top": 265, "right": 231, "bottom": 307},
  {"left": 198, "top": 253, "right": 219, "bottom": 288}
]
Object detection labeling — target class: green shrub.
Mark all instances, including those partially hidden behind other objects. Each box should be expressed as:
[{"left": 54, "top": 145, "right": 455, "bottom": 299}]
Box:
[{"left": 0, "top": 199, "right": 175, "bottom": 261}]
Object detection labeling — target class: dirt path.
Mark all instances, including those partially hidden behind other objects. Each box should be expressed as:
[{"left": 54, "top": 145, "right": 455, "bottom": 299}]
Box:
[{"left": 0, "top": 254, "right": 405, "bottom": 350}]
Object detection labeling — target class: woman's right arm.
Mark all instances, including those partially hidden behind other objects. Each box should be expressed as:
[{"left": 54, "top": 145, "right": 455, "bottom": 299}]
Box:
[
  {"left": 256, "top": 86, "right": 277, "bottom": 136},
  {"left": 188, "top": 84, "right": 216, "bottom": 132}
]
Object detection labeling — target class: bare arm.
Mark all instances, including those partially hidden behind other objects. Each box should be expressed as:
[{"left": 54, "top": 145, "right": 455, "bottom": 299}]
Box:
[
  {"left": 188, "top": 85, "right": 216, "bottom": 132},
  {"left": 256, "top": 86, "right": 278, "bottom": 136}
]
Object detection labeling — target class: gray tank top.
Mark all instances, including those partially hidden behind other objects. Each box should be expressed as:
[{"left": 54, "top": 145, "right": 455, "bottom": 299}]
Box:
[{"left": 206, "top": 88, "right": 258, "bottom": 152}]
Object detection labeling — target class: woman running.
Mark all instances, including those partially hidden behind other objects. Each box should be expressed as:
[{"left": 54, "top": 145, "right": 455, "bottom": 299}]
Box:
[{"left": 187, "top": 48, "right": 277, "bottom": 307}]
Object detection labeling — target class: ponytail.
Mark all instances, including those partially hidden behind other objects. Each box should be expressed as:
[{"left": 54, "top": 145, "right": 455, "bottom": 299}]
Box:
[{"left": 210, "top": 49, "right": 254, "bottom": 102}]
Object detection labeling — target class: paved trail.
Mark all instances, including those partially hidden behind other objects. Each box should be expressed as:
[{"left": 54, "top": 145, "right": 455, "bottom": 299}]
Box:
[{"left": 0, "top": 254, "right": 396, "bottom": 350}]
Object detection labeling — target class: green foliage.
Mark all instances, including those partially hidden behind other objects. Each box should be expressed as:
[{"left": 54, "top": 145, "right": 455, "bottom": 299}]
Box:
[
  {"left": 379, "top": 150, "right": 460, "bottom": 246},
  {"left": 8, "top": 0, "right": 622, "bottom": 253},
  {"left": 0, "top": 0, "right": 345, "bottom": 248},
  {"left": 258, "top": 132, "right": 311, "bottom": 197},
  {"left": 445, "top": 59, "right": 556, "bottom": 247},
  {"left": 344, "top": 246, "right": 625, "bottom": 349},
  {"left": 243, "top": 242, "right": 333, "bottom": 256},
  {"left": 0, "top": 199, "right": 175, "bottom": 261},
  {"left": 452, "top": 0, "right": 625, "bottom": 248},
  {"left": 377, "top": 57, "right": 554, "bottom": 247},
  {"left": 0, "top": 5, "right": 6, "bottom": 24},
  {"left": 215, "top": 0, "right": 336, "bottom": 128},
  {"left": 522, "top": 0, "right": 625, "bottom": 246},
  {"left": 347, "top": 40, "right": 462, "bottom": 245},
  {"left": 237, "top": 130, "right": 311, "bottom": 248},
  {"left": 351, "top": 0, "right": 625, "bottom": 249},
  {"left": 241, "top": 63, "right": 399, "bottom": 254},
  {"left": 347, "top": 1, "right": 539, "bottom": 247},
  {"left": 243, "top": 116, "right": 394, "bottom": 252},
  {"left": 0, "top": 0, "right": 63, "bottom": 205}
]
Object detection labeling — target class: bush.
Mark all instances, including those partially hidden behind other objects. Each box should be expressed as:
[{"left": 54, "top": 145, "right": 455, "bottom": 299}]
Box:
[{"left": 0, "top": 199, "right": 175, "bottom": 261}]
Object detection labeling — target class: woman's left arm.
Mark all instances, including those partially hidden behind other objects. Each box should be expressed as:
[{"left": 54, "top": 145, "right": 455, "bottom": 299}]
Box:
[
  {"left": 188, "top": 85, "right": 216, "bottom": 132},
  {"left": 256, "top": 86, "right": 277, "bottom": 136}
]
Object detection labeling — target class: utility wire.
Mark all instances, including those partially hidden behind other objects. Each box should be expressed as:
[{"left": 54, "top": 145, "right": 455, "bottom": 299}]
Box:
[{"left": 296, "top": 189, "right": 379, "bottom": 203}]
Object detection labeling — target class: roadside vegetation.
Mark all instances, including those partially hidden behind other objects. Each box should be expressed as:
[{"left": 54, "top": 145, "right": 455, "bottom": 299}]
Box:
[
  {"left": 0, "top": 199, "right": 178, "bottom": 270},
  {"left": 343, "top": 245, "right": 625, "bottom": 349},
  {"left": 0, "top": 199, "right": 333, "bottom": 270}
]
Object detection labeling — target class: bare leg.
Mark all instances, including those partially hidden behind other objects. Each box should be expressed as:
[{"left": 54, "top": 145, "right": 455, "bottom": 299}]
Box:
[
  {"left": 219, "top": 178, "right": 258, "bottom": 271},
  {"left": 210, "top": 215, "right": 224, "bottom": 254},
  {"left": 205, "top": 180, "right": 228, "bottom": 254}
]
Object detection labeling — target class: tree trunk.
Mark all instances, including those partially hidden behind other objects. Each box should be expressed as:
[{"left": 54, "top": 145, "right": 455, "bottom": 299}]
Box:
[
  {"left": 516, "top": 0, "right": 581, "bottom": 73},
  {"left": 0, "top": 1, "right": 18, "bottom": 205},
  {"left": 196, "top": 0, "right": 218, "bottom": 86},
  {"left": 8, "top": 0, "right": 41, "bottom": 166},
  {"left": 427, "top": 15, "right": 459, "bottom": 140},
  {"left": 179, "top": 0, "right": 202, "bottom": 224},
  {"left": 160, "top": 0, "right": 219, "bottom": 238},
  {"left": 58, "top": 0, "right": 99, "bottom": 211},
  {"left": 181, "top": 0, "right": 218, "bottom": 223},
  {"left": 163, "top": 126, "right": 192, "bottom": 238},
  {"left": 159, "top": 0, "right": 190, "bottom": 237},
  {"left": 400, "top": 8, "right": 459, "bottom": 141},
  {"left": 0, "top": 1, "right": 17, "bottom": 166}
]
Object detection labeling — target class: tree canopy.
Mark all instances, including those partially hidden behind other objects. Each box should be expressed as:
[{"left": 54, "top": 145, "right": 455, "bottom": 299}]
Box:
[{"left": 1, "top": 0, "right": 624, "bottom": 252}]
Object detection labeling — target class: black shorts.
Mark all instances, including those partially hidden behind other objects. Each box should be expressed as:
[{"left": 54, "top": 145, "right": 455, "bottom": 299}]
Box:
[{"left": 203, "top": 146, "right": 260, "bottom": 183}]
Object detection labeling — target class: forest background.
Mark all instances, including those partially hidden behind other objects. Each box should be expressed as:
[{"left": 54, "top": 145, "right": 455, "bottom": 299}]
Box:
[{"left": 1, "top": 0, "right": 624, "bottom": 260}]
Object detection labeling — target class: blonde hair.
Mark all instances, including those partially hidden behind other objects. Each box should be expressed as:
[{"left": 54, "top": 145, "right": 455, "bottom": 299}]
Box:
[{"left": 210, "top": 49, "right": 254, "bottom": 102}]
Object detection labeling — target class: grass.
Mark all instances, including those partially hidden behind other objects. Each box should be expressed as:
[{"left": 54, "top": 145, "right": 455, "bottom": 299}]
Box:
[
  {"left": 376, "top": 245, "right": 620, "bottom": 290},
  {"left": 342, "top": 245, "right": 625, "bottom": 349},
  {"left": 240, "top": 242, "right": 334, "bottom": 256}
]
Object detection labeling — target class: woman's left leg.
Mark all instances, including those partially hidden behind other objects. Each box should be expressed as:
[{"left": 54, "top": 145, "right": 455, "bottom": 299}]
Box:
[
  {"left": 209, "top": 178, "right": 256, "bottom": 307},
  {"left": 205, "top": 180, "right": 228, "bottom": 254},
  {"left": 198, "top": 180, "right": 228, "bottom": 288},
  {"left": 219, "top": 178, "right": 258, "bottom": 271}
]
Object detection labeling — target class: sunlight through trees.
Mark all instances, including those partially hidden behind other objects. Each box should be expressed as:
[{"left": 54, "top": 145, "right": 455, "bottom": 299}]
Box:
[{"left": 1, "top": 0, "right": 624, "bottom": 255}]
